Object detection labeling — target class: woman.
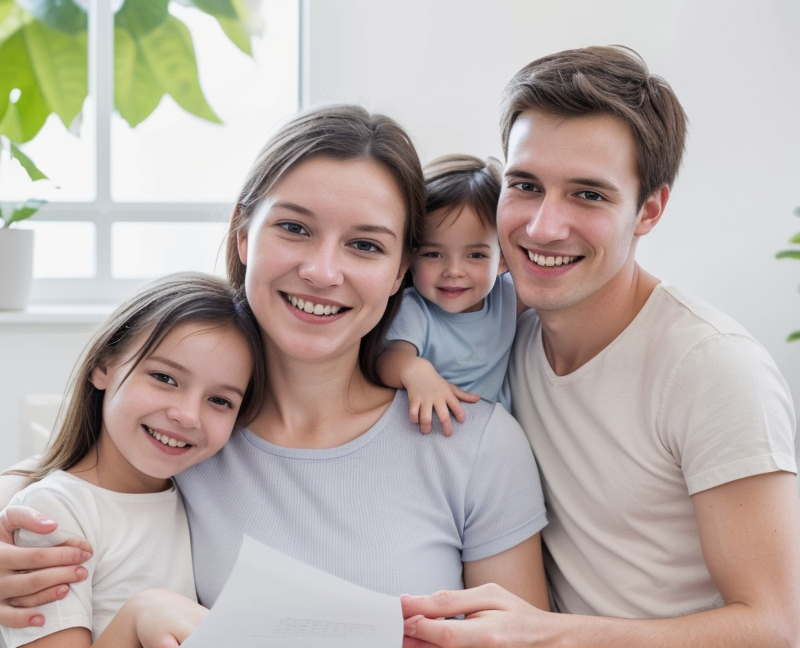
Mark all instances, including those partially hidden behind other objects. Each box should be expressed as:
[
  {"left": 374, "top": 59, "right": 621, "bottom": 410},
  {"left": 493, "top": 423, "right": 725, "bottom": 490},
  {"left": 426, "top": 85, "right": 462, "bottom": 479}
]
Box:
[{"left": 0, "top": 105, "right": 548, "bottom": 640}]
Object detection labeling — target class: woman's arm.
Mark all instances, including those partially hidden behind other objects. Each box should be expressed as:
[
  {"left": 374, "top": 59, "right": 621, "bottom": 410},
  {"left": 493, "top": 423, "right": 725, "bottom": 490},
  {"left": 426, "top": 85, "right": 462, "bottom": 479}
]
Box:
[{"left": 462, "top": 534, "right": 548, "bottom": 610}]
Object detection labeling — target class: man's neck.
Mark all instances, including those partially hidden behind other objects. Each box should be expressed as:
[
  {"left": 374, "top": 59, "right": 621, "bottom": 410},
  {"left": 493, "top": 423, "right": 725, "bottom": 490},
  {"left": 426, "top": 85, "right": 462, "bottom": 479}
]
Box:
[{"left": 538, "top": 265, "right": 660, "bottom": 376}]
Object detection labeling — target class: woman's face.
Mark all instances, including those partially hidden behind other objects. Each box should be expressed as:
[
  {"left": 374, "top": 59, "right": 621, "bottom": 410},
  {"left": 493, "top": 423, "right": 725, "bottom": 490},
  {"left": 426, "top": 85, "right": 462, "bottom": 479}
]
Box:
[{"left": 238, "top": 155, "right": 408, "bottom": 367}]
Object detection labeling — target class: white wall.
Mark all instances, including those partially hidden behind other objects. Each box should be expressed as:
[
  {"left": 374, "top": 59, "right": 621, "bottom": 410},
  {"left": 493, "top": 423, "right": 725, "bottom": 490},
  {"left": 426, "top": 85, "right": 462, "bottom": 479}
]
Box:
[
  {"left": 306, "top": 0, "right": 800, "bottom": 429},
  {"left": 2, "top": 0, "right": 799, "bottom": 466}
]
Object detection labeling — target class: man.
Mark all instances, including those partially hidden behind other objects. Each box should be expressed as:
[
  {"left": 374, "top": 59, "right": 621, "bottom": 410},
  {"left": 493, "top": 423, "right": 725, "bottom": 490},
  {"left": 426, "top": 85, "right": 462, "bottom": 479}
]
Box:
[{"left": 402, "top": 45, "right": 800, "bottom": 647}]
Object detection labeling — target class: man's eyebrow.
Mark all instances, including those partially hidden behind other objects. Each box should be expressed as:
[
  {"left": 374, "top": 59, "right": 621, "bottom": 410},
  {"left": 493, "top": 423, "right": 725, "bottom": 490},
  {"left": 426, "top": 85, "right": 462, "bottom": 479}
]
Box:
[
  {"left": 504, "top": 169, "right": 621, "bottom": 194},
  {"left": 149, "top": 355, "right": 246, "bottom": 397}
]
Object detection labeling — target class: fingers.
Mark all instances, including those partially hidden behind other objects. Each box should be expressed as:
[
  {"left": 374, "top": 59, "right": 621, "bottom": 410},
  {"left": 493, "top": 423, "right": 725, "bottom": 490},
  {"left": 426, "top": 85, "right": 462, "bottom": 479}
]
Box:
[
  {"left": 0, "top": 506, "right": 58, "bottom": 543},
  {"left": 401, "top": 585, "right": 507, "bottom": 620},
  {"left": 0, "top": 603, "right": 46, "bottom": 629},
  {"left": 4, "top": 566, "right": 87, "bottom": 601}
]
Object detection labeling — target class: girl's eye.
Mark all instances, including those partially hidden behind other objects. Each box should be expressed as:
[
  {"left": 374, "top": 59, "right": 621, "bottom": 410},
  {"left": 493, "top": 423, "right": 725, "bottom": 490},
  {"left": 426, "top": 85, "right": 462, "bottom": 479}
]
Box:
[
  {"left": 208, "top": 396, "right": 235, "bottom": 409},
  {"left": 151, "top": 372, "right": 177, "bottom": 386},
  {"left": 468, "top": 253, "right": 487, "bottom": 260},
  {"left": 577, "top": 190, "right": 605, "bottom": 202},
  {"left": 278, "top": 221, "right": 308, "bottom": 235},
  {"left": 418, "top": 251, "right": 441, "bottom": 259},
  {"left": 351, "top": 240, "right": 382, "bottom": 253}
]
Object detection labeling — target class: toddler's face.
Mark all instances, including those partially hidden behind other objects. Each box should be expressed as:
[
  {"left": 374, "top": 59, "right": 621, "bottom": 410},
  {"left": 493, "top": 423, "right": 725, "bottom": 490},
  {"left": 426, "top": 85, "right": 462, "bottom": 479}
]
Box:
[{"left": 412, "top": 205, "right": 503, "bottom": 314}]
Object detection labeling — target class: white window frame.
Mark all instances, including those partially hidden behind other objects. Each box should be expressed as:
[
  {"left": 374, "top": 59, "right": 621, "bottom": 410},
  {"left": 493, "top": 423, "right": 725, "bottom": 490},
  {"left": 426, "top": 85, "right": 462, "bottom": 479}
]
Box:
[{"left": 30, "top": 0, "right": 305, "bottom": 305}]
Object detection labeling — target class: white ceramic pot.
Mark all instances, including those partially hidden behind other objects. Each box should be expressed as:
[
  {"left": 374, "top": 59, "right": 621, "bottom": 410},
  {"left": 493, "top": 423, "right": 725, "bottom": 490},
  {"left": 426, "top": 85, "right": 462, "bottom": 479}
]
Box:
[{"left": 0, "top": 228, "right": 34, "bottom": 311}]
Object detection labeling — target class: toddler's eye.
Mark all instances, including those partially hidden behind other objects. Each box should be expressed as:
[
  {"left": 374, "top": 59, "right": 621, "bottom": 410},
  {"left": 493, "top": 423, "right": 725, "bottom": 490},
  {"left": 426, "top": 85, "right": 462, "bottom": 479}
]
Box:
[{"left": 209, "top": 396, "right": 234, "bottom": 409}]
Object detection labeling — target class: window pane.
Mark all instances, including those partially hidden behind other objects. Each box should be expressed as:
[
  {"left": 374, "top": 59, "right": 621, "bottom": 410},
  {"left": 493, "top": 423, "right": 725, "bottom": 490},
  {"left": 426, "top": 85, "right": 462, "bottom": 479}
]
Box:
[
  {"left": 111, "top": 221, "right": 228, "bottom": 279},
  {"left": 111, "top": 1, "right": 300, "bottom": 202},
  {"left": 29, "top": 221, "right": 96, "bottom": 278}
]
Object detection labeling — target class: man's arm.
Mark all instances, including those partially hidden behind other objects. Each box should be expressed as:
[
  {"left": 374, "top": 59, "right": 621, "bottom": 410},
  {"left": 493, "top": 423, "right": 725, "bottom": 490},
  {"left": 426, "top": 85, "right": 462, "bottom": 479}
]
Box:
[{"left": 403, "top": 471, "right": 800, "bottom": 648}]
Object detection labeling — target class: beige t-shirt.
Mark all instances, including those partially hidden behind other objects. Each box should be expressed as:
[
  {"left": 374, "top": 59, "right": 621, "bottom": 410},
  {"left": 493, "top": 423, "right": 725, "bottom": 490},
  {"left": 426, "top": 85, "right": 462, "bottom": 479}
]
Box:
[{"left": 509, "top": 283, "right": 796, "bottom": 618}]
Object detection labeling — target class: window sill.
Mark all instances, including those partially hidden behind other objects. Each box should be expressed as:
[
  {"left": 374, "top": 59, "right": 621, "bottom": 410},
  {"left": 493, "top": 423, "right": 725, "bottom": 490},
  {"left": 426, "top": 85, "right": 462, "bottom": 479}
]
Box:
[{"left": 0, "top": 304, "right": 116, "bottom": 326}]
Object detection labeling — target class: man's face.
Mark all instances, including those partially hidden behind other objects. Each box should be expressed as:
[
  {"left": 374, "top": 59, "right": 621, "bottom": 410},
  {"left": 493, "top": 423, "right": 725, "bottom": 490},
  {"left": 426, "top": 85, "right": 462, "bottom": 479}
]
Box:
[{"left": 498, "top": 109, "right": 660, "bottom": 317}]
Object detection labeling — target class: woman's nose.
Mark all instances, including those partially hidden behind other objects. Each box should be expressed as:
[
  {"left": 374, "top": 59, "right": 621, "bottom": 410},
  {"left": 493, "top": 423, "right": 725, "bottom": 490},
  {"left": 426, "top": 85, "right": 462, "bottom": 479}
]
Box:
[{"left": 298, "top": 240, "right": 345, "bottom": 288}]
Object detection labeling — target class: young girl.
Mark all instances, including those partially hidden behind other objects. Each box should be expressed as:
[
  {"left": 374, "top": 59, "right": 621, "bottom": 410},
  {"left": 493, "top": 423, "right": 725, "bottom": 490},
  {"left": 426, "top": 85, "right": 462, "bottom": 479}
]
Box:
[
  {"left": 377, "top": 154, "right": 523, "bottom": 434},
  {"left": 0, "top": 271, "right": 265, "bottom": 648}
]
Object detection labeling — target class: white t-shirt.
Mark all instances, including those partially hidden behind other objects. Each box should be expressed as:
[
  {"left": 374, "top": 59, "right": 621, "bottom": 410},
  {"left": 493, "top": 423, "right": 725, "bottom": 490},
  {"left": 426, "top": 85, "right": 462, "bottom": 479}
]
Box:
[
  {"left": 0, "top": 471, "right": 196, "bottom": 646},
  {"left": 508, "top": 283, "right": 796, "bottom": 618}
]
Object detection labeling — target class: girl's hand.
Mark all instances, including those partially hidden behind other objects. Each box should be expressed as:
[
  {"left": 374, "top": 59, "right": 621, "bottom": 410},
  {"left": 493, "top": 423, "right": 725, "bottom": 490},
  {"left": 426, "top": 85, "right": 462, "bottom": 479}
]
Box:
[
  {"left": 96, "top": 588, "right": 208, "bottom": 648},
  {"left": 404, "top": 361, "right": 480, "bottom": 436},
  {"left": 0, "top": 505, "right": 92, "bottom": 628}
]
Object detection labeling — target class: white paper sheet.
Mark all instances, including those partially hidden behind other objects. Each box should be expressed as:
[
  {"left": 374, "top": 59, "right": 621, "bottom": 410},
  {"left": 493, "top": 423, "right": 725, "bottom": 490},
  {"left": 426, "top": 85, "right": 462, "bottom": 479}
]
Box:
[{"left": 181, "top": 535, "right": 403, "bottom": 647}]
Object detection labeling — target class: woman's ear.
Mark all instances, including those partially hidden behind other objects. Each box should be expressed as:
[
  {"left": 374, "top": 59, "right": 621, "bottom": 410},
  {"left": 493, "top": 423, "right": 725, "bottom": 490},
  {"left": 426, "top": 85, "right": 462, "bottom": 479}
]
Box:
[
  {"left": 89, "top": 366, "right": 109, "bottom": 390},
  {"left": 237, "top": 228, "right": 248, "bottom": 266}
]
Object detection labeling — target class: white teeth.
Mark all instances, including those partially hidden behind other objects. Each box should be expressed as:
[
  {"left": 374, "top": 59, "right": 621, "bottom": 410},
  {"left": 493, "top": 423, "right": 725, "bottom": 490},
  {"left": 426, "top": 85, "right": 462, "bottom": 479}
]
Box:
[
  {"left": 146, "top": 427, "right": 187, "bottom": 448},
  {"left": 287, "top": 295, "right": 341, "bottom": 316},
  {"left": 528, "top": 252, "right": 579, "bottom": 267}
]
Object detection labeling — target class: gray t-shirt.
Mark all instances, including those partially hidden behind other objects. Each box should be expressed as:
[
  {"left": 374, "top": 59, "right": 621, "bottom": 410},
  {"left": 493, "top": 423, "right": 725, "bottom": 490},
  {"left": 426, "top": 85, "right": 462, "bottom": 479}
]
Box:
[
  {"left": 385, "top": 272, "right": 517, "bottom": 409},
  {"left": 176, "top": 390, "right": 546, "bottom": 605}
]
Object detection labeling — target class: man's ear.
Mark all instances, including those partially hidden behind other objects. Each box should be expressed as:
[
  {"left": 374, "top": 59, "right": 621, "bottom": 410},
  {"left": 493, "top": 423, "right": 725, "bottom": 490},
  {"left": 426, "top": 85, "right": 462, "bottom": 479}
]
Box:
[
  {"left": 498, "top": 255, "right": 509, "bottom": 275},
  {"left": 89, "top": 366, "right": 109, "bottom": 390},
  {"left": 635, "top": 185, "right": 669, "bottom": 236}
]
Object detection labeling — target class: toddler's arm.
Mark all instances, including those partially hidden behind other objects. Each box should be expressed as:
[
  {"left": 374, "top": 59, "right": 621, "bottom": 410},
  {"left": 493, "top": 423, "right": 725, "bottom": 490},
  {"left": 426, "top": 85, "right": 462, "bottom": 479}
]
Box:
[{"left": 377, "top": 340, "right": 480, "bottom": 436}]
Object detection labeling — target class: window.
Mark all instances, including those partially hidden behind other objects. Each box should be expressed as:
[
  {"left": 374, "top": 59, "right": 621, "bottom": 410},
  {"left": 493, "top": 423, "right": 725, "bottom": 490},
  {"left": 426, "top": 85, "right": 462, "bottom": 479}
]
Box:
[{"left": 0, "top": 0, "right": 300, "bottom": 304}]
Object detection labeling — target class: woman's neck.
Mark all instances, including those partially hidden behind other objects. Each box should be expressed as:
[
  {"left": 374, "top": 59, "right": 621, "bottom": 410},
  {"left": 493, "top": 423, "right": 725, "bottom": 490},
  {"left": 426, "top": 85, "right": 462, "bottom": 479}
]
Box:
[{"left": 250, "top": 351, "right": 396, "bottom": 449}]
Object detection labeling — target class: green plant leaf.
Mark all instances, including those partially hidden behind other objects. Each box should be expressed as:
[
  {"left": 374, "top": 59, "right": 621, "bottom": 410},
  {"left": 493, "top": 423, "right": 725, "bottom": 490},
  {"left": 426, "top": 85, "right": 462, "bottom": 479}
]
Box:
[
  {"left": 0, "top": 29, "right": 50, "bottom": 142},
  {"left": 6, "top": 197, "right": 45, "bottom": 226},
  {"left": 214, "top": 15, "right": 251, "bottom": 55},
  {"left": 788, "top": 330, "right": 800, "bottom": 343},
  {"left": 23, "top": 19, "right": 87, "bottom": 130},
  {"left": 188, "top": 0, "right": 239, "bottom": 18},
  {"left": 776, "top": 250, "right": 800, "bottom": 260},
  {"left": 0, "top": 0, "right": 15, "bottom": 28},
  {"left": 789, "top": 232, "right": 800, "bottom": 244},
  {"left": 114, "top": 24, "right": 165, "bottom": 127},
  {"left": 137, "top": 15, "right": 221, "bottom": 123},
  {"left": 115, "top": 0, "right": 169, "bottom": 37},
  {"left": 16, "top": 0, "right": 86, "bottom": 34},
  {"left": 9, "top": 141, "right": 47, "bottom": 181}
]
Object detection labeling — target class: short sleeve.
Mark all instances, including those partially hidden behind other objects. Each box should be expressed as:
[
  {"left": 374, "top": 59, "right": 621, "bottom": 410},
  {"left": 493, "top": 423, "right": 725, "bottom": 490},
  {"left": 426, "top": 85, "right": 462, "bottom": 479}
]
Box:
[
  {"left": 461, "top": 404, "right": 547, "bottom": 561},
  {"left": 384, "top": 289, "right": 430, "bottom": 354},
  {"left": 1, "top": 485, "right": 95, "bottom": 647},
  {"left": 660, "top": 333, "right": 796, "bottom": 494}
]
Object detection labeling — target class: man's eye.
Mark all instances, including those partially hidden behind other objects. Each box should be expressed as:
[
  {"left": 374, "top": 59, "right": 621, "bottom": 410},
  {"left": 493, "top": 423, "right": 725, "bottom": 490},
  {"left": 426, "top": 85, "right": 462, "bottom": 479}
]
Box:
[
  {"left": 151, "top": 372, "right": 177, "bottom": 386},
  {"left": 577, "top": 190, "right": 604, "bottom": 201},
  {"left": 514, "top": 181, "right": 539, "bottom": 192}
]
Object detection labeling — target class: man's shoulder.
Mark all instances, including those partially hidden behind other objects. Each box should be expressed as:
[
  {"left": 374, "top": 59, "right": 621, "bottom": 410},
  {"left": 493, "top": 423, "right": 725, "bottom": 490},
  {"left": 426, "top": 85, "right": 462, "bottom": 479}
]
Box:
[{"left": 650, "top": 284, "right": 755, "bottom": 340}]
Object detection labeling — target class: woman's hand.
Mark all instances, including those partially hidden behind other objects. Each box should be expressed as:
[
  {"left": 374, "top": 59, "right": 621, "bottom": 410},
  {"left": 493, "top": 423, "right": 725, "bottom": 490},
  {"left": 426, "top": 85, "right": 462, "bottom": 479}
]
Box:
[{"left": 0, "top": 505, "right": 92, "bottom": 628}]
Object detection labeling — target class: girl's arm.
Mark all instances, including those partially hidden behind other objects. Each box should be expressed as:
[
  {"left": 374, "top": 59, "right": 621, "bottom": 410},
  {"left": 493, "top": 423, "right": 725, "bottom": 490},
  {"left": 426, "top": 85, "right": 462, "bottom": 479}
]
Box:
[
  {"left": 93, "top": 589, "right": 208, "bottom": 648},
  {"left": 376, "top": 340, "right": 479, "bottom": 436}
]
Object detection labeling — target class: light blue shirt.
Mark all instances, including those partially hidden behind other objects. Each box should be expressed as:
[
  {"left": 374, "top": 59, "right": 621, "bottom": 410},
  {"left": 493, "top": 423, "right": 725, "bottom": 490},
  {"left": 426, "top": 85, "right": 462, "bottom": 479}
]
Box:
[{"left": 385, "top": 272, "right": 517, "bottom": 409}]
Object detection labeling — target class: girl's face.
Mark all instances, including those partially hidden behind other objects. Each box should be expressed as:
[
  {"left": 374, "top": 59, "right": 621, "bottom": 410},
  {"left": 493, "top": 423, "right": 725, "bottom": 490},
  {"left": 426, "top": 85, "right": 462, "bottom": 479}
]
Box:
[
  {"left": 238, "top": 155, "right": 408, "bottom": 368},
  {"left": 412, "top": 206, "right": 504, "bottom": 314},
  {"left": 89, "top": 321, "right": 253, "bottom": 493}
]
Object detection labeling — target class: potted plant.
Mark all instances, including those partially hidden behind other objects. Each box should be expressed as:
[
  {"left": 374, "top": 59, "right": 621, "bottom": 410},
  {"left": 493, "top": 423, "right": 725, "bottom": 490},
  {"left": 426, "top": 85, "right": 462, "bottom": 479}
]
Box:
[
  {"left": 776, "top": 206, "right": 800, "bottom": 342},
  {"left": 0, "top": 135, "right": 48, "bottom": 310}
]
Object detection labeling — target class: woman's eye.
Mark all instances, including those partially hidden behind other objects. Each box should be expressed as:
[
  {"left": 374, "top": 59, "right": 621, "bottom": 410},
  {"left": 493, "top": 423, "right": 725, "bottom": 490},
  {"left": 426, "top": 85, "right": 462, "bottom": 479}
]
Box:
[
  {"left": 577, "top": 190, "right": 604, "bottom": 202},
  {"left": 208, "top": 396, "right": 234, "bottom": 409},
  {"left": 151, "top": 372, "right": 177, "bottom": 386},
  {"left": 351, "top": 240, "right": 382, "bottom": 253},
  {"left": 278, "top": 221, "right": 307, "bottom": 235}
]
